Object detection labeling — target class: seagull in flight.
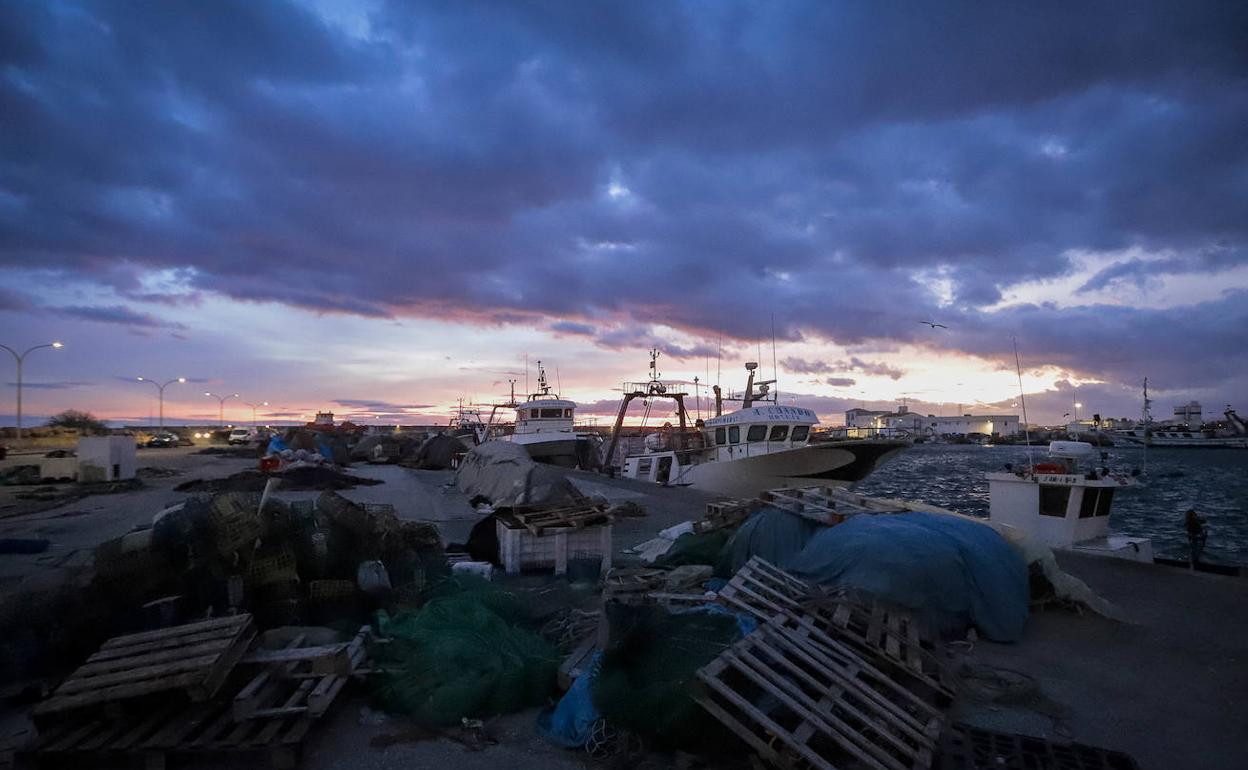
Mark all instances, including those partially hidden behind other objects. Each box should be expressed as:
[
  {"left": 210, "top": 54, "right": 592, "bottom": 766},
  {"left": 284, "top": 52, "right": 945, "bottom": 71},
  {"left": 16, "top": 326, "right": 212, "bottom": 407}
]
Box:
[{"left": 918, "top": 320, "right": 947, "bottom": 329}]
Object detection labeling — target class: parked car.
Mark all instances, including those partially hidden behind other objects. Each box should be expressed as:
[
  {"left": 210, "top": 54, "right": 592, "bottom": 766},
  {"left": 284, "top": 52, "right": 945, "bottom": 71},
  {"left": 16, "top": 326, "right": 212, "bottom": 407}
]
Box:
[
  {"left": 145, "top": 433, "right": 179, "bottom": 448},
  {"left": 228, "top": 428, "right": 254, "bottom": 445}
]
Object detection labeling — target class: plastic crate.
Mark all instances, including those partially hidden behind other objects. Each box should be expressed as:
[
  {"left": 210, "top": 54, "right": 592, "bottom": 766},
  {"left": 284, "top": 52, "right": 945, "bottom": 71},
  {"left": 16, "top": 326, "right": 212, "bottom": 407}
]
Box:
[{"left": 496, "top": 518, "right": 612, "bottom": 576}]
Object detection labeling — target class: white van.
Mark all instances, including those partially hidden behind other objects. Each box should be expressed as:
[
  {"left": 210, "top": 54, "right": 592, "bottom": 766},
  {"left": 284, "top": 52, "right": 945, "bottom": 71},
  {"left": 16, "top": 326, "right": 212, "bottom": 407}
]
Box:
[{"left": 228, "top": 428, "right": 255, "bottom": 445}]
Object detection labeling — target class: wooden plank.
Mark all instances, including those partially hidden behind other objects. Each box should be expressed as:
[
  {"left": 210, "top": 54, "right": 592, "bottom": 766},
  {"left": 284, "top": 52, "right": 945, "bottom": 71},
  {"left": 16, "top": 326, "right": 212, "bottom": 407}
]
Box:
[
  {"left": 88, "top": 627, "right": 247, "bottom": 663},
  {"left": 36, "top": 671, "right": 203, "bottom": 716},
  {"left": 142, "top": 703, "right": 218, "bottom": 749},
  {"left": 42, "top": 721, "right": 105, "bottom": 752},
  {"left": 54, "top": 653, "right": 223, "bottom": 696},
  {"left": 74, "top": 637, "right": 236, "bottom": 677},
  {"left": 110, "top": 710, "right": 173, "bottom": 750},
  {"left": 242, "top": 643, "right": 348, "bottom": 667},
  {"left": 306, "top": 675, "right": 347, "bottom": 716},
  {"left": 98, "top": 615, "right": 250, "bottom": 650},
  {"left": 192, "top": 627, "right": 255, "bottom": 701}
]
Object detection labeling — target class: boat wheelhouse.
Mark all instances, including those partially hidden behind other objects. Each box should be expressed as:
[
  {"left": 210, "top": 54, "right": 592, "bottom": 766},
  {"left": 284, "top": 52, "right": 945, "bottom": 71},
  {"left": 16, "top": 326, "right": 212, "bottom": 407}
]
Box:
[
  {"left": 498, "top": 362, "right": 598, "bottom": 467},
  {"left": 987, "top": 440, "right": 1151, "bottom": 562}
]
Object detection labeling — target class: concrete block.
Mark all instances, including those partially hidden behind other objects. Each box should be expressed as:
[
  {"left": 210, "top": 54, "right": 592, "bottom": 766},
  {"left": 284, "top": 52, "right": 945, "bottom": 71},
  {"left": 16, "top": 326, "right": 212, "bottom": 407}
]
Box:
[{"left": 77, "top": 436, "right": 137, "bottom": 481}]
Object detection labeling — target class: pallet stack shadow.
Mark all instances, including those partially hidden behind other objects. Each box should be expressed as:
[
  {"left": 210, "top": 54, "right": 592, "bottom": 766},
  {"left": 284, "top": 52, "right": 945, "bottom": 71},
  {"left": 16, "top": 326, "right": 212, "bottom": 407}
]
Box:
[{"left": 25, "top": 614, "right": 373, "bottom": 769}]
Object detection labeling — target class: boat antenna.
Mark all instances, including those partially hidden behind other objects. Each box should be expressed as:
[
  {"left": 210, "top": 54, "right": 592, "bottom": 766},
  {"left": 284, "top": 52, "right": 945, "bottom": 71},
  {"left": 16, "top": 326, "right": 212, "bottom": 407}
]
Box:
[
  {"left": 771, "top": 312, "right": 779, "bottom": 403},
  {"left": 1141, "top": 377, "right": 1151, "bottom": 477},
  {"left": 525, "top": 354, "right": 529, "bottom": 397},
  {"left": 717, "top": 332, "right": 723, "bottom": 386},
  {"left": 694, "top": 375, "right": 702, "bottom": 420},
  {"left": 556, "top": 367, "right": 562, "bottom": 396},
  {"left": 1012, "top": 336, "right": 1035, "bottom": 470}
]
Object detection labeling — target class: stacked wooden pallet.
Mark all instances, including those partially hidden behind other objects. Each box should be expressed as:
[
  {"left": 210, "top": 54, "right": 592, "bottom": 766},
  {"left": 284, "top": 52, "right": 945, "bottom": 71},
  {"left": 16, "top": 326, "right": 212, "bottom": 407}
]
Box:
[
  {"left": 27, "top": 619, "right": 370, "bottom": 769},
  {"left": 760, "top": 486, "right": 909, "bottom": 526},
  {"left": 696, "top": 620, "right": 944, "bottom": 770},
  {"left": 601, "top": 567, "right": 668, "bottom": 604},
  {"left": 34, "top": 614, "right": 256, "bottom": 718},
  {"left": 716, "top": 558, "right": 955, "bottom": 706},
  {"left": 509, "top": 500, "right": 611, "bottom": 534}
]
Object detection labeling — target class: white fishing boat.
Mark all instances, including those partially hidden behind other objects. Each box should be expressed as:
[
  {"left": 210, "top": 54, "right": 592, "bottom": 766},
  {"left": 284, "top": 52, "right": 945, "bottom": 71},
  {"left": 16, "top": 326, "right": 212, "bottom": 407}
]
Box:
[
  {"left": 496, "top": 362, "right": 599, "bottom": 467},
  {"left": 1112, "top": 379, "right": 1247, "bottom": 448},
  {"left": 986, "top": 440, "right": 1151, "bottom": 562},
  {"left": 609, "top": 352, "right": 909, "bottom": 498}
]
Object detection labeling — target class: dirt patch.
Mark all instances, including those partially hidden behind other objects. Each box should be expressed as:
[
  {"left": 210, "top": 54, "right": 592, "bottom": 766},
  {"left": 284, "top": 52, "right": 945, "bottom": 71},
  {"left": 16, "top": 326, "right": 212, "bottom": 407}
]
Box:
[
  {"left": 175, "top": 467, "right": 385, "bottom": 494},
  {"left": 137, "top": 466, "right": 182, "bottom": 478}
]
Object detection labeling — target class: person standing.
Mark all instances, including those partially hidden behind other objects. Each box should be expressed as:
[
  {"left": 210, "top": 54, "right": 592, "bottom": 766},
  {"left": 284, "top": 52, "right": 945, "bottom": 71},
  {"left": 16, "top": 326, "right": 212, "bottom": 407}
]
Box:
[{"left": 1185, "top": 508, "right": 1207, "bottom": 567}]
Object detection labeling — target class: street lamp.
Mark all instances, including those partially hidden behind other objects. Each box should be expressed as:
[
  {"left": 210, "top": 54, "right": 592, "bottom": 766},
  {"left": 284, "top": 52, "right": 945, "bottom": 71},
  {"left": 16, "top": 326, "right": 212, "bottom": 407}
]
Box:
[
  {"left": 204, "top": 392, "right": 239, "bottom": 427},
  {"left": 0, "top": 341, "right": 64, "bottom": 440},
  {"left": 135, "top": 376, "right": 186, "bottom": 429},
  {"left": 1075, "top": 402, "right": 1083, "bottom": 422},
  {"left": 243, "top": 401, "right": 269, "bottom": 427}
]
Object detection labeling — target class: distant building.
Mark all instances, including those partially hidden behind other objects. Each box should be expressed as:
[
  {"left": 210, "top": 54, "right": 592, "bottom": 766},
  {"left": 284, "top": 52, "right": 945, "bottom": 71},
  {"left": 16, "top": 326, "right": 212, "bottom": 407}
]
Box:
[
  {"left": 313, "top": 411, "right": 335, "bottom": 426},
  {"left": 844, "top": 407, "right": 892, "bottom": 428},
  {"left": 1173, "top": 401, "right": 1202, "bottom": 427}
]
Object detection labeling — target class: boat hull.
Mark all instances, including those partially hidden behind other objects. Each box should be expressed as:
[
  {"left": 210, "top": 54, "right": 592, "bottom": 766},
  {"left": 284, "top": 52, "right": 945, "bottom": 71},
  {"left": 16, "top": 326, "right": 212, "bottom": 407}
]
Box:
[{"left": 668, "top": 439, "right": 907, "bottom": 498}]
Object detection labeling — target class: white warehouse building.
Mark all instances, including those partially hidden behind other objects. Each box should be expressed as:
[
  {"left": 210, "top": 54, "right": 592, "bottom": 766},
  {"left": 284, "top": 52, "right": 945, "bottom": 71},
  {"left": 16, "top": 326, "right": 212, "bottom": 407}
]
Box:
[{"left": 846, "top": 406, "right": 1020, "bottom": 437}]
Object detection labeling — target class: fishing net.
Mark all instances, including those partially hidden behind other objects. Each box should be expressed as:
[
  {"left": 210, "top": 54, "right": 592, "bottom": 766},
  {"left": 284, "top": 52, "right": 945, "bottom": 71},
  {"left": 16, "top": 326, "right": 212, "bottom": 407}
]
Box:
[
  {"left": 590, "top": 602, "right": 742, "bottom": 750},
  {"left": 373, "top": 577, "right": 558, "bottom": 724}
]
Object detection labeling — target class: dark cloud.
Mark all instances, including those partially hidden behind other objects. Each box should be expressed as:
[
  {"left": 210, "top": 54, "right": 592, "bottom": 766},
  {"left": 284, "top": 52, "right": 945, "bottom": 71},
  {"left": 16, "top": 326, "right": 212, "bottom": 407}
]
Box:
[
  {"left": 781, "top": 357, "right": 835, "bottom": 375},
  {"left": 825, "top": 377, "right": 857, "bottom": 388},
  {"left": 0, "top": 287, "right": 34, "bottom": 311},
  {"left": 1, "top": 0, "right": 1246, "bottom": 397},
  {"left": 53, "top": 305, "right": 185, "bottom": 329},
  {"left": 333, "top": 399, "right": 435, "bottom": 412},
  {"left": 837, "top": 357, "right": 906, "bottom": 381}
]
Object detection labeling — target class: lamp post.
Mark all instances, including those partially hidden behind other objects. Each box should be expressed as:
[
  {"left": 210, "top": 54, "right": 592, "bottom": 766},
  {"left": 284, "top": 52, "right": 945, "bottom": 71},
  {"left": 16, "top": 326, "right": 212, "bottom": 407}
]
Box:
[
  {"left": 243, "top": 401, "right": 269, "bottom": 427},
  {"left": 0, "top": 341, "right": 64, "bottom": 440},
  {"left": 205, "top": 392, "right": 239, "bottom": 427},
  {"left": 135, "top": 377, "right": 186, "bottom": 429}
]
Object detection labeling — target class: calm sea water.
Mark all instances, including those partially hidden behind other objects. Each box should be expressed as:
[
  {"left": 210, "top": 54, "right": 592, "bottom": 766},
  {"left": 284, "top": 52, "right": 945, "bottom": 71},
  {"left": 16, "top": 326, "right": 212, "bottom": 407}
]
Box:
[{"left": 852, "top": 443, "right": 1248, "bottom": 565}]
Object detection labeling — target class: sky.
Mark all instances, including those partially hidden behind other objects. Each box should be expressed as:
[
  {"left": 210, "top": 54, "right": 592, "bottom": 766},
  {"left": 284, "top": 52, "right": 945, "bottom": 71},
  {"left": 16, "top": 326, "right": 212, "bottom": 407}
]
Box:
[{"left": 2, "top": 1, "right": 1247, "bottom": 428}]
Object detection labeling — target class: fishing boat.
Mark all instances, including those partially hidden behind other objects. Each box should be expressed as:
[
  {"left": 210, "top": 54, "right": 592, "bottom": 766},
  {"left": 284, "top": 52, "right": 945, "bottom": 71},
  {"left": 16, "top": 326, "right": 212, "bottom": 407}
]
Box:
[
  {"left": 609, "top": 352, "right": 909, "bottom": 497},
  {"left": 1114, "top": 380, "right": 1248, "bottom": 448},
  {"left": 986, "top": 440, "right": 1151, "bottom": 562},
  {"left": 496, "top": 362, "right": 600, "bottom": 467}
]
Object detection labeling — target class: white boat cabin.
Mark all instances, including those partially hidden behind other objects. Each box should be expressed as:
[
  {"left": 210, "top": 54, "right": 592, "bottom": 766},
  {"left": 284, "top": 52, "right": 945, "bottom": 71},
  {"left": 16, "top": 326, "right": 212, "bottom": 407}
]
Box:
[
  {"left": 514, "top": 398, "right": 577, "bottom": 436},
  {"left": 987, "top": 441, "right": 1151, "bottom": 562}
]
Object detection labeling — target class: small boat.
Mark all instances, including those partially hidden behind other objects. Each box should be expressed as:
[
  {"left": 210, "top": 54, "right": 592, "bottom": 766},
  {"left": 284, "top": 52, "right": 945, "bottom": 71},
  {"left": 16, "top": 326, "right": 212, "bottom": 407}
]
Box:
[
  {"left": 986, "top": 440, "right": 1152, "bottom": 562},
  {"left": 610, "top": 353, "right": 909, "bottom": 498}
]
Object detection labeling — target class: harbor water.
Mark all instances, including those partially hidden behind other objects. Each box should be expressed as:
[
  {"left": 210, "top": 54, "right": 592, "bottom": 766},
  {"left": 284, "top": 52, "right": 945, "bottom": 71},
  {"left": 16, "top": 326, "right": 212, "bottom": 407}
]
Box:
[{"left": 853, "top": 443, "right": 1248, "bottom": 565}]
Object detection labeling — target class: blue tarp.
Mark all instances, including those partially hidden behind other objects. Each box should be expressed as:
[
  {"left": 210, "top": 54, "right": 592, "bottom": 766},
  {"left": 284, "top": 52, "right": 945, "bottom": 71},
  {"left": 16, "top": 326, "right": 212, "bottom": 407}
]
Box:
[
  {"left": 266, "top": 436, "right": 289, "bottom": 455},
  {"left": 787, "top": 512, "right": 1029, "bottom": 642},
  {"left": 718, "top": 506, "right": 819, "bottom": 575},
  {"left": 537, "top": 653, "right": 602, "bottom": 748}
]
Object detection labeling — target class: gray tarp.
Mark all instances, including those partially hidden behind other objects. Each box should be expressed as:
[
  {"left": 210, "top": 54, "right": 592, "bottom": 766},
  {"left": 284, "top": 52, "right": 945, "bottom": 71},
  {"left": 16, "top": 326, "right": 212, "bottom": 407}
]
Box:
[{"left": 455, "top": 441, "right": 580, "bottom": 507}]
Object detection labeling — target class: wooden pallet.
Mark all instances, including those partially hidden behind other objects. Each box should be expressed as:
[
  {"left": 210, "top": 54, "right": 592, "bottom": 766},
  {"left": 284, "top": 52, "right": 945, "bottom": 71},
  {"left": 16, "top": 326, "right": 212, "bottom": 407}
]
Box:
[
  {"left": 28, "top": 692, "right": 313, "bottom": 769},
  {"left": 35, "top": 614, "right": 256, "bottom": 718},
  {"left": 760, "top": 486, "right": 909, "bottom": 526},
  {"left": 695, "top": 621, "right": 943, "bottom": 770},
  {"left": 717, "top": 559, "right": 954, "bottom": 705},
  {"left": 935, "top": 723, "right": 1141, "bottom": 770},
  {"left": 509, "top": 501, "right": 611, "bottom": 534},
  {"left": 233, "top": 626, "right": 369, "bottom": 721},
  {"left": 716, "top": 556, "right": 814, "bottom": 619},
  {"left": 799, "top": 595, "right": 956, "bottom": 704},
  {"left": 694, "top": 498, "right": 758, "bottom": 533}
]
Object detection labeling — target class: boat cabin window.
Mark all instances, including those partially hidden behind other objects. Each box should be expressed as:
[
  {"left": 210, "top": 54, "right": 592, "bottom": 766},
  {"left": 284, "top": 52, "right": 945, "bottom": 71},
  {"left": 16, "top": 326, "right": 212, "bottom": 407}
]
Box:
[
  {"left": 715, "top": 427, "right": 726, "bottom": 445},
  {"left": 1039, "top": 485, "right": 1070, "bottom": 517},
  {"left": 729, "top": 426, "right": 740, "bottom": 444},
  {"left": 517, "top": 410, "right": 528, "bottom": 420},
  {"left": 791, "top": 425, "right": 810, "bottom": 442},
  {"left": 564, "top": 409, "right": 573, "bottom": 418},
  {"left": 538, "top": 408, "right": 564, "bottom": 419},
  {"left": 747, "top": 425, "right": 767, "bottom": 442},
  {"left": 768, "top": 425, "right": 789, "bottom": 441}
]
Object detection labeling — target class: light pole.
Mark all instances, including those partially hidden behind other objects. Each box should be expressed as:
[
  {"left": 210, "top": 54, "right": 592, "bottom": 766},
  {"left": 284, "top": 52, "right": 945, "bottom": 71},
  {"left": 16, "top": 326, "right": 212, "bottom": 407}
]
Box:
[
  {"left": 243, "top": 401, "right": 269, "bottom": 427},
  {"left": 135, "top": 377, "right": 186, "bottom": 429},
  {"left": 205, "top": 392, "right": 239, "bottom": 427},
  {"left": 1, "top": 341, "right": 64, "bottom": 440},
  {"left": 1075, "top": 401, "right": 1083, "bottom": 423}
]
